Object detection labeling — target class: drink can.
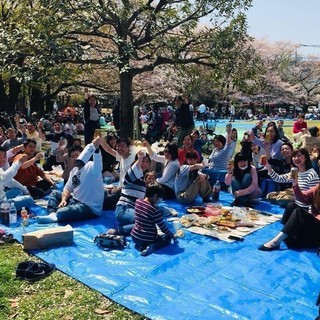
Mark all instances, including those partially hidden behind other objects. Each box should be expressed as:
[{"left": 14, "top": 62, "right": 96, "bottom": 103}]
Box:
[
  {"left": 291, "top": 167, "right": 298, "bottom": 179},
  {"left": 228, "top": 160, "right": 234, "bottom": 170},
  {"left": 94, "top": 129, "right": 101, "bottom": 138},
  {"left": 260, "top": 155, "right": 267, "bottom": 166},
  {"left": 265, "top": 132, "right": 271, "bottom": 143}
]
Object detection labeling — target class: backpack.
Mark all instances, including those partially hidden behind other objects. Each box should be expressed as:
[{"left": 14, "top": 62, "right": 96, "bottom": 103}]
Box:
[{"left": 94, "top": 233, "right": 127, "bottom": 249}]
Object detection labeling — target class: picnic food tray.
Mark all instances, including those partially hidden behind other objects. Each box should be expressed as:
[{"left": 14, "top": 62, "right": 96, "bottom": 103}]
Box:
[{"left": 181, "top": 206, "right": 281, "bottom": 242}]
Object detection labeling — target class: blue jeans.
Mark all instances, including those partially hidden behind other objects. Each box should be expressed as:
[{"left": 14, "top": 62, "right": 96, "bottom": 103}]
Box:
[
  {"left": 231, "top": 173, "right": 253, "bottom": 205},
  {"left": 47, "top": 190, "right": 96, "bottom": 222},
  {"left": 201, "top": 169, "right": 227, "bottom": 187},
  {"left": 115, "top": 204, "right": 135, "bottom": 236},
  {"left": 5, "top": 188, "right": 34, "bottom": 211},
  {"left": 6, "top": 188, "right": 23, "bottom": 199}
]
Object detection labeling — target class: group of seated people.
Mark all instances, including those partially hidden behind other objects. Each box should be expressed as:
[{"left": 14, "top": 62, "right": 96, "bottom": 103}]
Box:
[{"left": 1, "top": 114, "right": 320, "bottom": 257}]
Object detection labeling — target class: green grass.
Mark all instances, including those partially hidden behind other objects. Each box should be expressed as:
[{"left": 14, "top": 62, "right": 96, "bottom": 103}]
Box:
[{"left": 0, "top": 244, "right": 146, "bottom": 320}]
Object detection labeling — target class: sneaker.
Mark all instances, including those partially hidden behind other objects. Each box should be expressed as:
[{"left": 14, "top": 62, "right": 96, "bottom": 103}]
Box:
[
  {"left": 140, "top": 245, "right": 154, "bottom": 257},
  {"left": 16, "top": 261, "right": 55, "bottom": 281},
  {"left": 0, "top": 233, "right": 15, "bottom": 245},
  {"left": 106, "top": 228, "right": 119, "bottom": 235}
]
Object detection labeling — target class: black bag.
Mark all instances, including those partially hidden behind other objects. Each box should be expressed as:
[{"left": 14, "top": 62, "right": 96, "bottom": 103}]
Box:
[{"left": 94, "top": 233, "right": 127, "bottom": 249}]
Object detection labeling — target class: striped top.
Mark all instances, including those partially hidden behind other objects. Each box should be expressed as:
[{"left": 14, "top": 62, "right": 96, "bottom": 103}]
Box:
[
  {"left": 209, "top": 143, "right": 232, "bottom": 170},
  {"left": 269, "top": 168, "right": 320, "bottom": 208},
  {"left": 131, "top": 199, "right": 173, "bottom": 242},
  {"left": 117, "top": 162, "right": 146, "bottom": 209}
]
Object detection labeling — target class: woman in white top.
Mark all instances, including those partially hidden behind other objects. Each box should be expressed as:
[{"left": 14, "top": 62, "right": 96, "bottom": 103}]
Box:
[{"left": 144, "top": 141, "right": 180, "bottom": 199}]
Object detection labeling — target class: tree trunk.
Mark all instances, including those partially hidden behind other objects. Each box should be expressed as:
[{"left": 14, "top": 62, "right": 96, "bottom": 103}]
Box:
[
  {"left": 8, "top": 77, "right": 22, "bottom": 113},
  {"left": 30, "top": 87, "right": 44, "bottom": 115},
  {"left": 119, "top": 71, "right": 134, "bottom": 138},
  {"left": 0, "top": 78, "right": 9, "bottom": 112}
]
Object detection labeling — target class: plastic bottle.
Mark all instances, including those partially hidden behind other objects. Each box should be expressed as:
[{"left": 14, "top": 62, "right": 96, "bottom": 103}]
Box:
[
  {"left": 9, "top": 202, "right": 17, "bottom": 227},
  {"left": 0, "top": 201, "right": 10, "bottom": 226},
  {"left": 21, "top": 207, "right": 29, "bottom": 227},
  {"left": 213, "top": 180, "right": 221, "bottom": 201}
]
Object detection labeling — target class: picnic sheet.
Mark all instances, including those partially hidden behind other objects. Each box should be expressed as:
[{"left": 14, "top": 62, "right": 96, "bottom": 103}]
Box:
[
  {"left": 178, "top": 206, "right": 281, "bottom": 243},
  {"left": 5, "top": 191, "right": 320, "bottom": 320}
]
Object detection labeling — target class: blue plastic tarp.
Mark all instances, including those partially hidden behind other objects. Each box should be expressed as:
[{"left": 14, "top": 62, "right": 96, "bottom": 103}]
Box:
[{"left": 5, "top": 192, "right": 320, "bottom": 320}]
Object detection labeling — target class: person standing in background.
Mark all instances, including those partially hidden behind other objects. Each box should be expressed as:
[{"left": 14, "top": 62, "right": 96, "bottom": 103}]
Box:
[
  {"left": 229, "top": 102, "right": 235, "bottom": 122},
  {"left": 83, "top": 94, "right": 100, "bottom": 145},
  {"left": 174, "top": 95, "right": 195, "bottom": 148}
]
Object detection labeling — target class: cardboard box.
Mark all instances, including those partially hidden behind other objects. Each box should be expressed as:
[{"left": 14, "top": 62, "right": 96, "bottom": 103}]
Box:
[{"left": 23, "top": 224, "right": 74, "bottom": 250}]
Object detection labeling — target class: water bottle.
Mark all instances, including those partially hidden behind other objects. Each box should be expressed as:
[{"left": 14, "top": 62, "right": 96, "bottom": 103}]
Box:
[
  {"left": 9, "top": 202, "right": 17, "bottom": 227},
  {"left": 213, "top": 180, "right": 221, "bottom": 201}
]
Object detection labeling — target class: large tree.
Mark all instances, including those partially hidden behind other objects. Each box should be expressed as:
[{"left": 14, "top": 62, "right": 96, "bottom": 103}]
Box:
[{"left": 33, "top": 0, "right": 252, "bottom": 137}]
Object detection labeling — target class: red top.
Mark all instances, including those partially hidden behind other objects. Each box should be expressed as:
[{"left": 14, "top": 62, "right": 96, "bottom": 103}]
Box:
[
  {"left": 14, "top": 164, "right": 45, "bottom": 187},
  {"left": 293, "top": 120, "right": 307, "bottom": 133},
  {"left": 178, "top": 148, "right": 200, "bottom": 165}
]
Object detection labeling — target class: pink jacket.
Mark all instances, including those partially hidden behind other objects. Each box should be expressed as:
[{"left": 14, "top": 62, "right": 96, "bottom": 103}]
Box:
[{"left": 293, "top": 184, "right": 320, "bottom": 221}]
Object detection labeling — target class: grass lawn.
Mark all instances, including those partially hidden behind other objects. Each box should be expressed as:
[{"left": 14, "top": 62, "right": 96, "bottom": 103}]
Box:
[
  {"left": 1, "top": 118, "right": 319, "bottom": 320},
  {"left": 0, "top": 244, "right": 146, "bottom": 320}
]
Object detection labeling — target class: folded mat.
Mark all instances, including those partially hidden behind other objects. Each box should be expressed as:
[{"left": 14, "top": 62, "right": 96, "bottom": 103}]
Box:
[{"left": 7, "top": 192, "right": 320, "bottom": 319}]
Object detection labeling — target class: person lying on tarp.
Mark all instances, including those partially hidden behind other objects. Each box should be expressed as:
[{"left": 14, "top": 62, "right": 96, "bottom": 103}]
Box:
[
  {"left": 131, "top": 183, "right": 175, "bottom": 256},
  {"left": 225, "top": 152, "right": 261, "bottom": 207},
  {"left": 37, "top": 137, "right": 103, "bottom": 223},
  {"left": 259, "top": 179, "right": 320, "bottom": 251}
]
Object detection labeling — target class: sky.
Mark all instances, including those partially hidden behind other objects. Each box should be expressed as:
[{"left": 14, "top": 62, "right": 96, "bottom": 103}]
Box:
[{"left": 246, "top": 0, "right": 320, "bottom": 56}]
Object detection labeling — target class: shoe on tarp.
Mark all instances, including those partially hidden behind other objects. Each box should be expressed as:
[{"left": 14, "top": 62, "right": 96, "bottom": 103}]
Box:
[
  {"left": 16, "top": 260, "right": 56, "bottom": 282},
  {"left": 0, "top": 233, "right": 15, "bottom": 245}
]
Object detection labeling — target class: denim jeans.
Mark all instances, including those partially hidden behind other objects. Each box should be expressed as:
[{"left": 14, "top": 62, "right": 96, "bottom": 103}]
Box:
[
  {"left": 115, "top": 204, "right": 135, "bottom": 236},
  {"left": 231, "top": 173, "right": 252, "bottom": 205},
  {"left": 47, "top": 190, "right": 96, "bottom": 222},
  {"left": 6, "top": 188, "right": 23, "bottom": 199},
  {"left": 5, "top": 195, "right": 34, "bottom": 211},
  {"left": 201, "top": 168, "right": 227, "bottom": 187}
]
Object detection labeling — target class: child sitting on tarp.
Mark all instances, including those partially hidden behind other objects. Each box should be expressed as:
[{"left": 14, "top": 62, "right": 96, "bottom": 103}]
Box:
[{"left": 131, "top": 183, "right": 175, "bottom": 256}]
